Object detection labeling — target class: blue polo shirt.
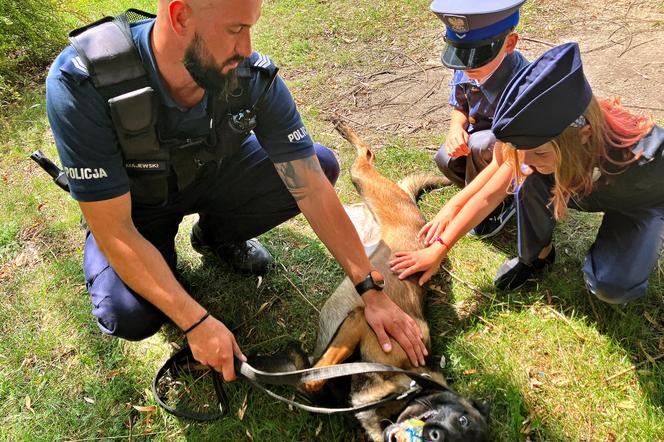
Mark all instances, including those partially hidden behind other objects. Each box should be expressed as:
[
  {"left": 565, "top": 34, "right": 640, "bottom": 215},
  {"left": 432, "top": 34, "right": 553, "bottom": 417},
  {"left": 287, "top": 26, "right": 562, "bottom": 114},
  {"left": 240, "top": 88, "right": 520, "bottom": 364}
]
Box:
[
  {"left": 449, "top": 51, "right": 528, "bottom": 133},
  {"left": 46, "top": 19, "right": 315, "bottom": 202}
]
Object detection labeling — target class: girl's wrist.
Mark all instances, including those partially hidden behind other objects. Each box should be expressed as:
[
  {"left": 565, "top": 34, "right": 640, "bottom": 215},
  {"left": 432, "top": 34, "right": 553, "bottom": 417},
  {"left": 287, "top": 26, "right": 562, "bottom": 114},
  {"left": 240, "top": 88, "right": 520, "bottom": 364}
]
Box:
[{"left": 432, "top": 236, "right": 450, "bottom": 252}]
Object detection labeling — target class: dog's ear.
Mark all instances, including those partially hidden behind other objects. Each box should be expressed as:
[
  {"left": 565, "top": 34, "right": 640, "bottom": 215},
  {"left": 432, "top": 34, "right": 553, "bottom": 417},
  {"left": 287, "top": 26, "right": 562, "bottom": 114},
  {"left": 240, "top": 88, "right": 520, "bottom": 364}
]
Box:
[{"left": 472, "top": 399, "right": 490, "bottom": 419}]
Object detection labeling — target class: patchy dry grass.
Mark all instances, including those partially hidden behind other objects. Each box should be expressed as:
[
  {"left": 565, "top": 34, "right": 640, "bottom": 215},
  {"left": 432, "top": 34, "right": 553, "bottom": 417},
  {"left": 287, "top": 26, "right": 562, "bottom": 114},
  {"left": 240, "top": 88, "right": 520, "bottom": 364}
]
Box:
[{"left": 1, "top": 0, "right": 664, "bottom": 441}]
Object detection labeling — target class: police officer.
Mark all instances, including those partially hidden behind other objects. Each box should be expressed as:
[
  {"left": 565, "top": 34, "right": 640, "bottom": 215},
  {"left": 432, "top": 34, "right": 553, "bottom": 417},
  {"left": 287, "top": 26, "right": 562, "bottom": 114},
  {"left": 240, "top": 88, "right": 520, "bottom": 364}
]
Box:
[
  {"left": 431, "top": 0, "right": 528, "bottom": 237},
  {"left": 46, "top": 0, "right": 427, "bottom": 381}
]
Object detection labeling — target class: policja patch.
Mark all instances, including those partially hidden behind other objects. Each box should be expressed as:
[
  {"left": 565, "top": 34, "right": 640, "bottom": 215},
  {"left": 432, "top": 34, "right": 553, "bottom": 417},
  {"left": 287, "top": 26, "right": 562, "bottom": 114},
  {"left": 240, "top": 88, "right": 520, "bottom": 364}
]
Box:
[{"left": 430, "top": 0, "right": 526, "bottom": 70}]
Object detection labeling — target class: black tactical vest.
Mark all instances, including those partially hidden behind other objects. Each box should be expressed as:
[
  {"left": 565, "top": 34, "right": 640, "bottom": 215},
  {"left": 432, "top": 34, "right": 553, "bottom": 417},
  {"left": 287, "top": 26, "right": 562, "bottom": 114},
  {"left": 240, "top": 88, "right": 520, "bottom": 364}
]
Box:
[{"left": 68, "top": 9, "right": 276, "bottom": 206}]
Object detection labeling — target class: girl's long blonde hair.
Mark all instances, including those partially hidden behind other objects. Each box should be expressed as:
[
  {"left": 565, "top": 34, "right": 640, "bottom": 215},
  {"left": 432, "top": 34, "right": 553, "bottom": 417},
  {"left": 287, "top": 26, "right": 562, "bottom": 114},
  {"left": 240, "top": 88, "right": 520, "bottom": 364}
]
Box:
[{"left": 505, "top": 96, "right": 653, "bottom": 219}]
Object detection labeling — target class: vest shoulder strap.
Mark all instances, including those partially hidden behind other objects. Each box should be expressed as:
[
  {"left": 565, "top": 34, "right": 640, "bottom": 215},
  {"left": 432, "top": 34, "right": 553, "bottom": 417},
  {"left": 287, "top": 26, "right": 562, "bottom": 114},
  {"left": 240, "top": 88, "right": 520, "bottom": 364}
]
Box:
[
  {"left": 68, "top": 10, "right": 168, "bottom": 206},
  {"left": 69, "top": 9, "right": 154, "bottom": 99}
]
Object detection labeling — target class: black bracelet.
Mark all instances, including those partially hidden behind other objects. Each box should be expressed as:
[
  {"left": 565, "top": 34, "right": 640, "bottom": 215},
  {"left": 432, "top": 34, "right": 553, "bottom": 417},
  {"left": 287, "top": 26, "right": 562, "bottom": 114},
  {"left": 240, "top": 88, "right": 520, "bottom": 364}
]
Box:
[{"left": 183, "top": 312, "right": 210, "bottom": 335}]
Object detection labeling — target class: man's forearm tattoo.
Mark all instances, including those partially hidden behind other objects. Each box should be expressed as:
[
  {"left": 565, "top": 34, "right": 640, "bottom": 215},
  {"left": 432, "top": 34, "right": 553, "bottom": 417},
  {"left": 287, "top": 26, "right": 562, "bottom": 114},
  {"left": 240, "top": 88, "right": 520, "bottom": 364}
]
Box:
[{"left": 274, "top": 156, "right": 323, "bottom": 201}]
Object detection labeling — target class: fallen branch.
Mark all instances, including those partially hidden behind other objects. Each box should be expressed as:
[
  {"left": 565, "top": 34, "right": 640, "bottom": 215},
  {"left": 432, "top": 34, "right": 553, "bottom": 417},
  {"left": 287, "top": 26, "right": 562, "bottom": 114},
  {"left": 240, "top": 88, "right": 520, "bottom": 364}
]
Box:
[
  {"left": 440, "top": 265, "right": 493, "bottom": 301},
  {"left": 544, "top": 306, "right": 586, "bottom": 342},
  {"left": 520, "top": 36, "right": 556, "bottom": 47},
  {"left": 604, "top": 353, "right": 664, "bottom": 383}
]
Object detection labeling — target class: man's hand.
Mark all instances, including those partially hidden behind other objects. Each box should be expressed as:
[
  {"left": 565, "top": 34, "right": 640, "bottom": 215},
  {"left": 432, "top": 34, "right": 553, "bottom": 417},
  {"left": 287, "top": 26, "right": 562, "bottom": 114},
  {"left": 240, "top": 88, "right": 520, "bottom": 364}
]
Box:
[
  {"left": 445, "top": 125, "right": 470, "bottom": 158},
  {"left": 187, "top": 315, "right": 247, "bottom": 381},
  {"left": 389, "top": 244, "right": 447, "bottom": 286},
  {"left": 363, "top": 291, "right": 427, "bottom": 367}
]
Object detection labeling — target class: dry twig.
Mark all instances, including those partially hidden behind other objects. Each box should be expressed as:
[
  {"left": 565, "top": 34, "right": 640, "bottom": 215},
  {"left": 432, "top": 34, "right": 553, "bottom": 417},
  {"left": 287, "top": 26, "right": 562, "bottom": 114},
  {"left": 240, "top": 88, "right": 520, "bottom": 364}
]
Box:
[{"left": 604, "top": 353, "right": 664, "bottom": 383}]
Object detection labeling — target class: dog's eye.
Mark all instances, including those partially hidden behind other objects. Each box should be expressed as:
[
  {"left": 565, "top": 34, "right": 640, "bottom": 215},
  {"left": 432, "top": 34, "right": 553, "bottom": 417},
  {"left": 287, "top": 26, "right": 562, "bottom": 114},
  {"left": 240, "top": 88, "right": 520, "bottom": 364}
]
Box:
[{"left": 459, "top": 415, "right": 469, "bottom": 427}]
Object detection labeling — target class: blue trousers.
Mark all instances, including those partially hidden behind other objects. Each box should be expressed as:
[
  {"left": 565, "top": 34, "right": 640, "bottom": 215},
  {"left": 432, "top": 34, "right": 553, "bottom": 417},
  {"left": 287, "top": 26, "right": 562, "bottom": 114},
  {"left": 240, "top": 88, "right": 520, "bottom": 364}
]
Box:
[
  {"left": 516, "top": 172, "right": 664, "bottom": 304},
  {"left": 84, "top": 135, "right": 339, "bottom": 340},
  {"left": 434, "top": 130, "right": 495, "bottom": 188}
]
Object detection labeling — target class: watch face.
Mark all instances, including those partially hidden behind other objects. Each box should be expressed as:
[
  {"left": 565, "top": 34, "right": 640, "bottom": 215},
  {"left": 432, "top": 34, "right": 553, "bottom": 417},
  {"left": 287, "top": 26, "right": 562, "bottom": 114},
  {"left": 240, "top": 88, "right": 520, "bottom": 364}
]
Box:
[{"left": 371, "top": 270, "right": 385, "bottom": 289}]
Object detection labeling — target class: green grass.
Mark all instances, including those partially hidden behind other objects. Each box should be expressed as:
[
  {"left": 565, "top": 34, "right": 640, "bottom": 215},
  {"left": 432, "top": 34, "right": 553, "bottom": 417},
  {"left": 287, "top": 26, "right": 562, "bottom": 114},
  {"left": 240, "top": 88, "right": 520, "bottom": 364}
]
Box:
[{"left": 1, "top": 0, "right": 664, "bottom": 441}]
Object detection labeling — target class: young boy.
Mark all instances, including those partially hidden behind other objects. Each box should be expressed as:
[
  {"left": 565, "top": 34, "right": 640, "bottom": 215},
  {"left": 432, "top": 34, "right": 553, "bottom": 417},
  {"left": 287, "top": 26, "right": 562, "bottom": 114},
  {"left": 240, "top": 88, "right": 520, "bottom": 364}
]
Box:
[{"left": 431, "top": 0, "right": 528, "bottom": 237}]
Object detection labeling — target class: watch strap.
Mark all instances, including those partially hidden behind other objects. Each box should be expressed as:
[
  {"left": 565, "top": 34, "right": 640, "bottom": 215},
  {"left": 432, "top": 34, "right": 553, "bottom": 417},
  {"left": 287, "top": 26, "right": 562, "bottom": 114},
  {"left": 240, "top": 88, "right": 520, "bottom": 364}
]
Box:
[{"left": 354, "top": 272, "right": 383, "bottom": 296}]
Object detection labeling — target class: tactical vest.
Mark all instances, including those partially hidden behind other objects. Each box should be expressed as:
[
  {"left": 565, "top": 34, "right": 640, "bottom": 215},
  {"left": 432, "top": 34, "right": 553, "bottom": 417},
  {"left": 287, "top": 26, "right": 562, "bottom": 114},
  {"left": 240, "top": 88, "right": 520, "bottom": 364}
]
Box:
[{"left": 68, "top": 9, "right": 278, "bottom": 206}]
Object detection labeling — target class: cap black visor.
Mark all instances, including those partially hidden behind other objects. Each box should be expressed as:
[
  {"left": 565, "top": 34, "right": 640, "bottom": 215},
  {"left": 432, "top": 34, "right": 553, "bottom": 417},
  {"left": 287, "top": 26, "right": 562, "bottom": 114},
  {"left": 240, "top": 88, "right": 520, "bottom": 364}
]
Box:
[{"left": 442, "top": 34, "right": 507, "bottom": 70}]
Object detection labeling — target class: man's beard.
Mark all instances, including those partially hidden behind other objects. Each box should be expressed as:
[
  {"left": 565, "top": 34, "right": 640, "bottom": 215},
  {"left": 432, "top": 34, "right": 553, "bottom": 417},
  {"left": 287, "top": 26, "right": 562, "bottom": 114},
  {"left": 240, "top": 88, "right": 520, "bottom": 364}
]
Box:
[{"left": 183, "top": 33, "right": 244, "bottom": 95}]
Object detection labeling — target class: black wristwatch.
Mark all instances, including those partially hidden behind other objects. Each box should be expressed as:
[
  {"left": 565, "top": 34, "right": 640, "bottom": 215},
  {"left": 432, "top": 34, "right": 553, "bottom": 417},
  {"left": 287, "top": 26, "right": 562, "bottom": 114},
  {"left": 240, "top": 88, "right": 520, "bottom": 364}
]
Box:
[{"left": 355, "top": 270, "right": 385, "bottom": 296}]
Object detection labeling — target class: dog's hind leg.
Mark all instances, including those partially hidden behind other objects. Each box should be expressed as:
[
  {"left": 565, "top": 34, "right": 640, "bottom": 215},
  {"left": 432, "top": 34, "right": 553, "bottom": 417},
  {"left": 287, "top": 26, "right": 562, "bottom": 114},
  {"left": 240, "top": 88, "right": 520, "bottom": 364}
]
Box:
[
  {"left": 302, "top": 307, "right": 369, "bottom": 394},
  {"left": 333, "top": 120, "right": 425, "bottom": 249}
]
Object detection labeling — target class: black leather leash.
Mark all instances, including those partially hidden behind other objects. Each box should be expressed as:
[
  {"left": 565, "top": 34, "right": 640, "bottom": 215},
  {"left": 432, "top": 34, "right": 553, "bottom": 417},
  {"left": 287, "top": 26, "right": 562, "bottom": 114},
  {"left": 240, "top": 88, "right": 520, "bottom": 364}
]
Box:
[{"left": 152, "top": 346, "right": 451, "bottom": 421}]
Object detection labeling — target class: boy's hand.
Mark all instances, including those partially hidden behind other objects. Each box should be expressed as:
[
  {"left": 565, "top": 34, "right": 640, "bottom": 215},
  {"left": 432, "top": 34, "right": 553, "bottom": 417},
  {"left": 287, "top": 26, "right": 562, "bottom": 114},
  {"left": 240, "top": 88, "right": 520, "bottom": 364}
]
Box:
[{"left": 445, "top": 126, "right": 470, "bottom": 158}]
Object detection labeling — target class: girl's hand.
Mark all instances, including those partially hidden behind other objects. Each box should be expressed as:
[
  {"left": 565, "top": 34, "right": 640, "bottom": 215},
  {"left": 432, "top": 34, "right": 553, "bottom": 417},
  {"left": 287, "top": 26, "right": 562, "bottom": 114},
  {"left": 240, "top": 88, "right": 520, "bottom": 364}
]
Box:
[
  {"left": 389, "top": 245, "right": 447, "bottom": 286},
  {"left": 418, "top": 205, "right": 458, "bottom": 245}
]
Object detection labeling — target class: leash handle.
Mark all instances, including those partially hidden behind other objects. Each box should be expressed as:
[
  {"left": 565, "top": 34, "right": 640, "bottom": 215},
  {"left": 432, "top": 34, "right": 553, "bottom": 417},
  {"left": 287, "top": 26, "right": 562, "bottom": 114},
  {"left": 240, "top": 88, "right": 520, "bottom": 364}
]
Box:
[{"left": 151, "top": 347, "right": 230, "bottom": 421}]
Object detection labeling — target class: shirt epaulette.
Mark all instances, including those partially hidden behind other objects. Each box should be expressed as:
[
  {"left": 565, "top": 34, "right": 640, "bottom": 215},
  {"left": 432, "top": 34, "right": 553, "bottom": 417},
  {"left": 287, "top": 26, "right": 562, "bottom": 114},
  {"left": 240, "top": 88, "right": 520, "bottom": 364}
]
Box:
[{"left": 60, "top": 55, "right": 90, "bottom": 83}]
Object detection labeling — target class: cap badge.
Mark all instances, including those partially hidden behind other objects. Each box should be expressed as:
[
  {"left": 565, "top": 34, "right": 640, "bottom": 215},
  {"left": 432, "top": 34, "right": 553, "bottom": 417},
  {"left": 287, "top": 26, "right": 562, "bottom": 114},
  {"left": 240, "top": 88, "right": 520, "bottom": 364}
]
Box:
[{"left": 444, "top": 15, "right": 469, "bottom": 33}]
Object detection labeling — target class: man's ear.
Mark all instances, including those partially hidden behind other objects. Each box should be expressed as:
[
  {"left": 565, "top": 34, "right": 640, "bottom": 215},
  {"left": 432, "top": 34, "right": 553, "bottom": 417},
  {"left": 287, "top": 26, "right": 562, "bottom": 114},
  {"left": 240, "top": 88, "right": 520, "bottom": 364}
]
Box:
[
  {"left": 580, "top": 123, "right": 592, "bottom": 144},
  {"left": 168, "top": 0, "right": 192, "bottom": 36},
  {"left": 505, "top": 32, "right": 519, "bottom": 53}
]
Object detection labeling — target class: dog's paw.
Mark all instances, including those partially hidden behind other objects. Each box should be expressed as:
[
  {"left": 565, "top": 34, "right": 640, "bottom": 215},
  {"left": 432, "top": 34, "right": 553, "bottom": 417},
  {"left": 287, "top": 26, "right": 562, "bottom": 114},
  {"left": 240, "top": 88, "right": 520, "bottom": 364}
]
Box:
[{"left": 301, "top": 379, "right": 327, "bottom": 394}]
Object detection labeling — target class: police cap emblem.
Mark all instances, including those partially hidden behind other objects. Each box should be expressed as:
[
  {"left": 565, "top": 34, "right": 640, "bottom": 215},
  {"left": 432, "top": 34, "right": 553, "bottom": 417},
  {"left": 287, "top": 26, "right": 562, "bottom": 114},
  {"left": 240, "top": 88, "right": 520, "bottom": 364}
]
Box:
[{"left": 444, "top": 15, "right": 469, "bottom": 33}]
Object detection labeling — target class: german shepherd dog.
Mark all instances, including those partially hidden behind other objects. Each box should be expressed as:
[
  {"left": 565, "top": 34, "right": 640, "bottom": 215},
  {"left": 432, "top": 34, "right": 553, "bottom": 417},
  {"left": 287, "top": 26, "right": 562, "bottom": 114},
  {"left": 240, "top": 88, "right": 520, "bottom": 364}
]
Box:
[{"left": 263, "top": 121, "right": 490, "bottom": 442}]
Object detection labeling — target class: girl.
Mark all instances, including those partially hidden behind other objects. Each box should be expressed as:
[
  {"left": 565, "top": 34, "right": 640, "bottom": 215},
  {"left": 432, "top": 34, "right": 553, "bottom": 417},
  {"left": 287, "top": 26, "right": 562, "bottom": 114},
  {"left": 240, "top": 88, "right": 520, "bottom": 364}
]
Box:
[{"left": 389, "top": 42, "right": 663, "bottom": 304}]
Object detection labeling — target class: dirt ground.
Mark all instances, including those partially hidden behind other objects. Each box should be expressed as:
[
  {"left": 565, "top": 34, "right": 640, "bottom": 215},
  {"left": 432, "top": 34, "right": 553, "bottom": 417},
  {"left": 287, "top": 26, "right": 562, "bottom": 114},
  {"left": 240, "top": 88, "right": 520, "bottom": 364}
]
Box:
[{"left": 317, "top": 0, "right": 664, "bottom": 148}]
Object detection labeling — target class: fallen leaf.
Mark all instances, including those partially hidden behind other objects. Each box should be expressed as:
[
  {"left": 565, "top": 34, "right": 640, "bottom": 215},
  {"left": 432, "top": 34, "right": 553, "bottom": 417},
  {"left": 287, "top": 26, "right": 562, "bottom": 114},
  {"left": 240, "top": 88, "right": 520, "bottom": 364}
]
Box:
[
  {"left": 521, "top": 412, "right": 534, "bottom": 434},
  {"left": 238, "top": 393, "right": 248, "bottom": 420},
  {"left": 25, "top": 395, "right": 34, "bottom": 413},
  {"left": 462, "top": 369, "right": 477, "bottom": 375},
  {"left": 83, "top": 397, "right": 96, "bottom": 404},
  {"left": 106, "top": 368, "right": 126, "bottom": 380},
  {"left": 256, "top": 301, "right": 271, "bottom": 316},
  {"left": 315, "top": 420, "right": 323, "bottom": 437},
  {"left": 256, "top": 275, "right": 263, "bottom": 289},
  {"left": 617, "top": 401, "right": 635, "bottom": 410},
  {"left": 529, "top": 378, "right": 544, "bottom": 390},
  {"left": 132, "top": 405, "right": 157, "bottom": 413},
  {"left": 245, "top": 429, "right": 254, "bottom": 441}
]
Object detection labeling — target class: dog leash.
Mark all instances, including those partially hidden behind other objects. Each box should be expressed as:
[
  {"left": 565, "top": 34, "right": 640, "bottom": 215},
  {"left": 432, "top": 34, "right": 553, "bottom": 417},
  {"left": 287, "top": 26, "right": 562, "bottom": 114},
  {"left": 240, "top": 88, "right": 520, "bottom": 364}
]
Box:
[{"left": 152, "top": 346, "right": 452, "bottom": 421}]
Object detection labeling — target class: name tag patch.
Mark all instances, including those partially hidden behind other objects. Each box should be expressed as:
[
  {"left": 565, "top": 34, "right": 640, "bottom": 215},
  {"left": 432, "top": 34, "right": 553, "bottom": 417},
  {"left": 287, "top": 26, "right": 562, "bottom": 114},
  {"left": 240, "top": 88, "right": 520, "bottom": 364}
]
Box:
[{"left": 125, "top": 161, "right": 167, "bottom": 172}]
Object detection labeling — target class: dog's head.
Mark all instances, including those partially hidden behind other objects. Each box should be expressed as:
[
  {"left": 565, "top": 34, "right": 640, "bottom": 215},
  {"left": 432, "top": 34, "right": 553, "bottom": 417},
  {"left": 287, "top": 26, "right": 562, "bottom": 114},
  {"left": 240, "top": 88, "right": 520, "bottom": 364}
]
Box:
[{"left": 383, "top": 391, "right": 489, "bottom": 442}]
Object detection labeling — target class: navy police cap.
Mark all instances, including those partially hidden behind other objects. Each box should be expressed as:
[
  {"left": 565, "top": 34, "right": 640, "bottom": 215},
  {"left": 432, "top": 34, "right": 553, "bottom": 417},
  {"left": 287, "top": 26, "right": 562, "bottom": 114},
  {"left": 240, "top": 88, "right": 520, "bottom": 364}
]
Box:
[
  {"left": 430, "top": 0, "right": 525, "bottom": 70},
  {"left": 491, "top": 42, "right": 593, "bottom": 149}
]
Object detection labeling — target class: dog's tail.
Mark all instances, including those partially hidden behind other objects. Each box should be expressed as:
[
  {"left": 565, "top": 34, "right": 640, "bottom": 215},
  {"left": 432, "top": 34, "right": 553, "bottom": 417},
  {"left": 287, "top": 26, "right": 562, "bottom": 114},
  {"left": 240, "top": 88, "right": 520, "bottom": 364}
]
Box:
[{"left": 398, "top": 174, "right": 452, "bottom": 203}]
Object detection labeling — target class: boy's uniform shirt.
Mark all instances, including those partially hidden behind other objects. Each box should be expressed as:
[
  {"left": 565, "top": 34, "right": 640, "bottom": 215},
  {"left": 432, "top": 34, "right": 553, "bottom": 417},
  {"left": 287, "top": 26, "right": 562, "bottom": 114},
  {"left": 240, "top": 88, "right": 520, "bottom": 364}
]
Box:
[{"left": 449, "top": 50, "right": 528, "bottom": 134}]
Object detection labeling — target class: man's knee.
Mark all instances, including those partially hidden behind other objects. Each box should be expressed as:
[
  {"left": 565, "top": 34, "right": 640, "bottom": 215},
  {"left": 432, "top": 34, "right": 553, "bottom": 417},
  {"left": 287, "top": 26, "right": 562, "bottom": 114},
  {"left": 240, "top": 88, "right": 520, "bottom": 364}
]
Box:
[
  {"left": 88, "top": 268, "right": 166, "bottom": 341},
  {"left": 314, "top": 144, "right": 340, "bottom": 185}
]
